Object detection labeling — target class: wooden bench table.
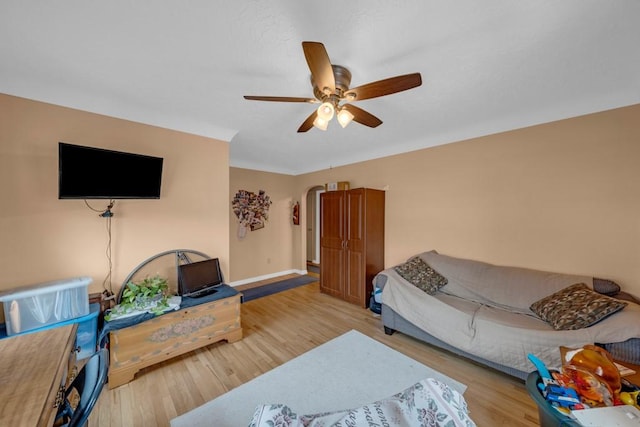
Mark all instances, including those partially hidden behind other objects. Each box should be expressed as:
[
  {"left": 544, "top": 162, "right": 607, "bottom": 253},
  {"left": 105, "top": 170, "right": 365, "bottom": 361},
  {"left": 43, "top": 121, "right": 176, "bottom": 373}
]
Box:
[{"left": 107, "top": 286, "right": 242, "bottom": 389}]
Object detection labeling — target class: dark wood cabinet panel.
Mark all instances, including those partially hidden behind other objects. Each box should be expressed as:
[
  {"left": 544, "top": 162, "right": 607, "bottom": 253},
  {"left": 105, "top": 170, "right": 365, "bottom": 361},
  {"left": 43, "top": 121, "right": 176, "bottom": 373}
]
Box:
[
  {"left": 320, "top": 188, "right": 385, "bottom": 307},
  {"left": 320, "top": 245, "right": 344, "bottom": 298}
]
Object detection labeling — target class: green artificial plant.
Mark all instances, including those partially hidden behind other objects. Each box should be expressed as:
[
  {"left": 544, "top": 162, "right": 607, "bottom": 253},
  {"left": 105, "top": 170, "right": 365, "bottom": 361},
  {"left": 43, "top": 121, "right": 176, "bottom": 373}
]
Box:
[{"left": 105, "top": 275, "right": 170, "bottom": 321}]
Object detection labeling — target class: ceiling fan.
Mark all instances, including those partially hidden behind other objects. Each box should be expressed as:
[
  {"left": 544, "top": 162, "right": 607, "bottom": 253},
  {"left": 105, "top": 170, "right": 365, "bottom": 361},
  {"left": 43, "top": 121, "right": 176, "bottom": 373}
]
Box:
[{"left": 244, "top": 41, "right": 422, "bottom": 132}]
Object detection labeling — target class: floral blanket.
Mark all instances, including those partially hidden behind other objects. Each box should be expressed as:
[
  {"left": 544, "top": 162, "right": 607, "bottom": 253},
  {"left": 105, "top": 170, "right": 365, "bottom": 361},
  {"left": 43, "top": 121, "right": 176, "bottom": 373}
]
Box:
[{"left": 248, "top": 378, "right": 476, "bottom": 427}]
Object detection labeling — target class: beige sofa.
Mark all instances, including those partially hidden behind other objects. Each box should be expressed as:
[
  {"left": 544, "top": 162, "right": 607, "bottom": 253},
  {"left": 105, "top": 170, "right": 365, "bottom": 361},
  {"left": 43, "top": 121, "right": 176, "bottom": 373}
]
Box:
[{"left": 376, "top": 250, "right": 640, "bottom": 379}]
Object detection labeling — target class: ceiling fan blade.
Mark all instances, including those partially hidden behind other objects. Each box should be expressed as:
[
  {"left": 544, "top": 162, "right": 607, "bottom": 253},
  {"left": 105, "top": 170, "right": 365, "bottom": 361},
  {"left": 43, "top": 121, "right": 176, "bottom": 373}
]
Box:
[
  {"left": 244, "top": 95, "right": 317, "bottom": 103},
  {"left": 342, "top": 104, "right": 382, "bottom": 128},
  {"left": 297, "top": 111, "right": 317, "bottom": 133},
  {"left": 344, "top": 73, "right": 422, "bottom": 101},
  {"left": 302, "top": 41, "right": 335, "bottom": 95}
]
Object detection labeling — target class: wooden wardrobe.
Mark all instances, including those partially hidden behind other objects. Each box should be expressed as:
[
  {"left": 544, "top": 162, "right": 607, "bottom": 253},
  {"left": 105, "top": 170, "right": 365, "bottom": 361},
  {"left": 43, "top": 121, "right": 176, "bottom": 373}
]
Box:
[{"left": 319, "top": 188, "right": 385, "bottom": 307}]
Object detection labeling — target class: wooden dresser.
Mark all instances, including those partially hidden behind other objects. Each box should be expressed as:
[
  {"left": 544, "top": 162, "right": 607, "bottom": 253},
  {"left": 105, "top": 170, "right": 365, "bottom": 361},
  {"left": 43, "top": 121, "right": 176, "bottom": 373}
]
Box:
[{"left": 0, "top": 324, "right": 77, "bottom": 426}]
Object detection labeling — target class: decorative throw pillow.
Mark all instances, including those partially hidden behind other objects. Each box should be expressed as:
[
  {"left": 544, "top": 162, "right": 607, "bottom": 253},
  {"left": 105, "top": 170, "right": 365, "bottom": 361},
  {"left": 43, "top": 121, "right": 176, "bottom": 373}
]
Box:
[
  {"left": 530, "top": 283, "right": 627, "bottom": 330},
  {"left": 593, "top": 277, "right": 621, "bottom": 296},
  {"left": 394, "top": 256, "right": 447, "bottom": 294},
  {"left": 614, "top": 291, "right": 640, "bottom": 304},
  {"left": 248, "top": 378, "right": 476, "bottom": 427}
]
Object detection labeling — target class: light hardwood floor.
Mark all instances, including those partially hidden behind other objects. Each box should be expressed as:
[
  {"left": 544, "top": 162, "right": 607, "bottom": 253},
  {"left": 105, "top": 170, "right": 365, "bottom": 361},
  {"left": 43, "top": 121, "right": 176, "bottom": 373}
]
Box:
[{"left": 91, "top": 280, "right": 540, "bottom": 426}]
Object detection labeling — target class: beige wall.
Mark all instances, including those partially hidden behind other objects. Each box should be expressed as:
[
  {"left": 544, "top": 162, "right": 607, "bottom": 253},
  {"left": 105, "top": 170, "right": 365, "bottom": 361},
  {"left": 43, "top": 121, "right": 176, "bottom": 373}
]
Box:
[
  {"left": 294, "top": 105, "right": 640, "bottom": 296},
  {"left": 3, "top": 91, "right": 639, "bottom": 303},
  {"left": 229, "top": 167, "right": 296, "bottom": 283},
  {"left": 0, "top": 94, "right": 230, "bottom": 302}
]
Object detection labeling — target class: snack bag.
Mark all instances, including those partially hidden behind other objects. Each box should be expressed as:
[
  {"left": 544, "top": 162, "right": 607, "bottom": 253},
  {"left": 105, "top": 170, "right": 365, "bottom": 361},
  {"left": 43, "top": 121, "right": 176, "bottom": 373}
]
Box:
[
  {"left": 561, "top": 364, "right": 614, "bottom": 406},
  {"left": 562, "top": 344, "right": 621, "bottom": 406}
]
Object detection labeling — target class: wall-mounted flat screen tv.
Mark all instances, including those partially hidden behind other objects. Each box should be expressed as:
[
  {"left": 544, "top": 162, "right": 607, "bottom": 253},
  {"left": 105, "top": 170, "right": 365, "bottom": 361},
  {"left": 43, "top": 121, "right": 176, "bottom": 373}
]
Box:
[{"left": 58, "top": 142, "right": 163, "bottom": 199}]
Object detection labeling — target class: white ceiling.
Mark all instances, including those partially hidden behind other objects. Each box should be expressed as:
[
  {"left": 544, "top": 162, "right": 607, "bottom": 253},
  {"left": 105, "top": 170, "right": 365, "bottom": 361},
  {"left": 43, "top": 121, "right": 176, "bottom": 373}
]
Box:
[{"left": 1, "top": 1, "right": 639, "bottom": 175}]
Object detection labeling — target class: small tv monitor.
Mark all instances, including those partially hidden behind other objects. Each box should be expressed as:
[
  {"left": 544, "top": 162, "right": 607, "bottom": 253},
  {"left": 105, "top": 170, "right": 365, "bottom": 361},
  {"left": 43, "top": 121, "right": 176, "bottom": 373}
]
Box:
[
  {"left": 178, "top": 258, "right": 224, "bottom": 298},
  {"left": 58, "top": 142, "right": 163, "bottom": 199}
]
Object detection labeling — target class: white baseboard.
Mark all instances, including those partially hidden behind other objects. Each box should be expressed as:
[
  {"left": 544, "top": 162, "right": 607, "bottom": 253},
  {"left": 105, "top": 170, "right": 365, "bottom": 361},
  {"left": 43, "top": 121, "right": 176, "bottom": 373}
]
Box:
[{"left": 228, "top": 269, "right": 308, "bottom": 287}]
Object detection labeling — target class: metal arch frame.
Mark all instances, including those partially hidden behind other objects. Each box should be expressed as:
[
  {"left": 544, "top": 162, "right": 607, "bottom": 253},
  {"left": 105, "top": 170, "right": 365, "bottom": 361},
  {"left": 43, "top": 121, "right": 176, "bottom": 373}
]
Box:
[{"left": 116, "top": 249, "right": 211, "bottom": 303}]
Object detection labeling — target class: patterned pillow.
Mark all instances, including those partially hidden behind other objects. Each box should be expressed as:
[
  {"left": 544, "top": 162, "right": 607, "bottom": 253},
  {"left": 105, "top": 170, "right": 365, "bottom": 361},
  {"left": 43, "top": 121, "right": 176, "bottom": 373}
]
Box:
[
  {"left": 530, "top": 283, "right": 627, "bottom": 330},
  {"left": 394, "top": 257, "right": 447, "bottom": 294},
  {"left": 248, "top": 378, "right": 475, "bottom": 427},
  {"left": 593, "top": 277, "right": 621, "bottom": 296}
]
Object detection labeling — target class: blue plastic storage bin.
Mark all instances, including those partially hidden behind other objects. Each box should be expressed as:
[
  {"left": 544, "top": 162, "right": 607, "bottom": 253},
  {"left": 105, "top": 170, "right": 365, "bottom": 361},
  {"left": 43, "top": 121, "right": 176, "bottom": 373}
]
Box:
[
  {"left": 0, "top": 277, "right": 91, "bottom": 336},
  {"left": 0, "top": 302, "right": 99, "bottom": 360},
  {"left": 526, "top": 371, "right": 582, "bottom": 427}
]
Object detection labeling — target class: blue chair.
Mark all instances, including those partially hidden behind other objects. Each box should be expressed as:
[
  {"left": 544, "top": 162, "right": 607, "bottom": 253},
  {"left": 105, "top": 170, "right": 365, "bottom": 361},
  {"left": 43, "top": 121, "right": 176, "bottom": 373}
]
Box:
[{"left": 56, "top": 348, "right": 109, "bottom": 427}]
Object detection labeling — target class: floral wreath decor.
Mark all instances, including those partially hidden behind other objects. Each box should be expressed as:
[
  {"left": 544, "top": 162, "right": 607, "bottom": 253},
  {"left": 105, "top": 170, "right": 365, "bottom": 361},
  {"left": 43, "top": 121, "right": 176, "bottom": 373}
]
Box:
[{"left": 232, "top": 189, "right": 272, "bottom": 239}]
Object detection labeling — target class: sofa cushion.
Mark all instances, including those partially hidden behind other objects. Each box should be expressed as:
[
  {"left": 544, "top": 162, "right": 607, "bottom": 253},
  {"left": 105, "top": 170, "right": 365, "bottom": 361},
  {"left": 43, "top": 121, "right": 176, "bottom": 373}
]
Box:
[
  {"left": 600, "top": 339, "right": 640, "bottom": 366},
  {"left": 614, "top": 291, "right": 640, "bottom": 304},
  {"left": 530, "top": 283, "right": 627, "bottom": 330},
  {"left": 393, "top": 257, "right": 447, "bottom": 295},
  {"left": 420, "top": 251, "right": 594, "bottom": 315},
  {"left": 593, "top": 278, "right": 621, "bottom": 296}
]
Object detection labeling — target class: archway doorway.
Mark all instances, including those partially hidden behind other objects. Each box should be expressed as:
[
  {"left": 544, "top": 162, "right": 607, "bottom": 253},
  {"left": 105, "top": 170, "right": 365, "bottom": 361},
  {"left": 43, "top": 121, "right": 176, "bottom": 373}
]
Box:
[{"left": 306, "top": 185, "right": 324, "bottom": 270}]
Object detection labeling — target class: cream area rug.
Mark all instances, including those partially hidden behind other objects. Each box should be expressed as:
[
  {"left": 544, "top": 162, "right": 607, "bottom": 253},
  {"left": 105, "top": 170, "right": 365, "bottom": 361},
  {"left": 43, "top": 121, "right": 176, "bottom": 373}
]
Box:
[{"left": 171, "top": 330, "right": 466, "bottom": 427}]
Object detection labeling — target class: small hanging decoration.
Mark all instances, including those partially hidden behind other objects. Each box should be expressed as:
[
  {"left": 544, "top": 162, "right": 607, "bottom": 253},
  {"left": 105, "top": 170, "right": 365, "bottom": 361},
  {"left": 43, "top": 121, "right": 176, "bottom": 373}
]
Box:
[
  {"left": 292, "top": 201, "right": 300, "bottom": 225},
  {"left": 232, "top": 189, "right": 272, "bottom": 239}
]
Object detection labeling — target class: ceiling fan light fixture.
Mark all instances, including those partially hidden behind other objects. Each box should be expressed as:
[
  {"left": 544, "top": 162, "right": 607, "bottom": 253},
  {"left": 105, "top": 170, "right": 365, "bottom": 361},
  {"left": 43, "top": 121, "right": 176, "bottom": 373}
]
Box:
[
  {"left": 317, "top": 101, "right": 335, "bottom": 121},
  {"left": 243, "top": 41, "right": 422, "bottom": 132},
  {"left": 337, "top": 108, "right": 354, "bottom": 128},
  {"left": 313, "top": 115, "right": 329, "bottom": 131}
]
